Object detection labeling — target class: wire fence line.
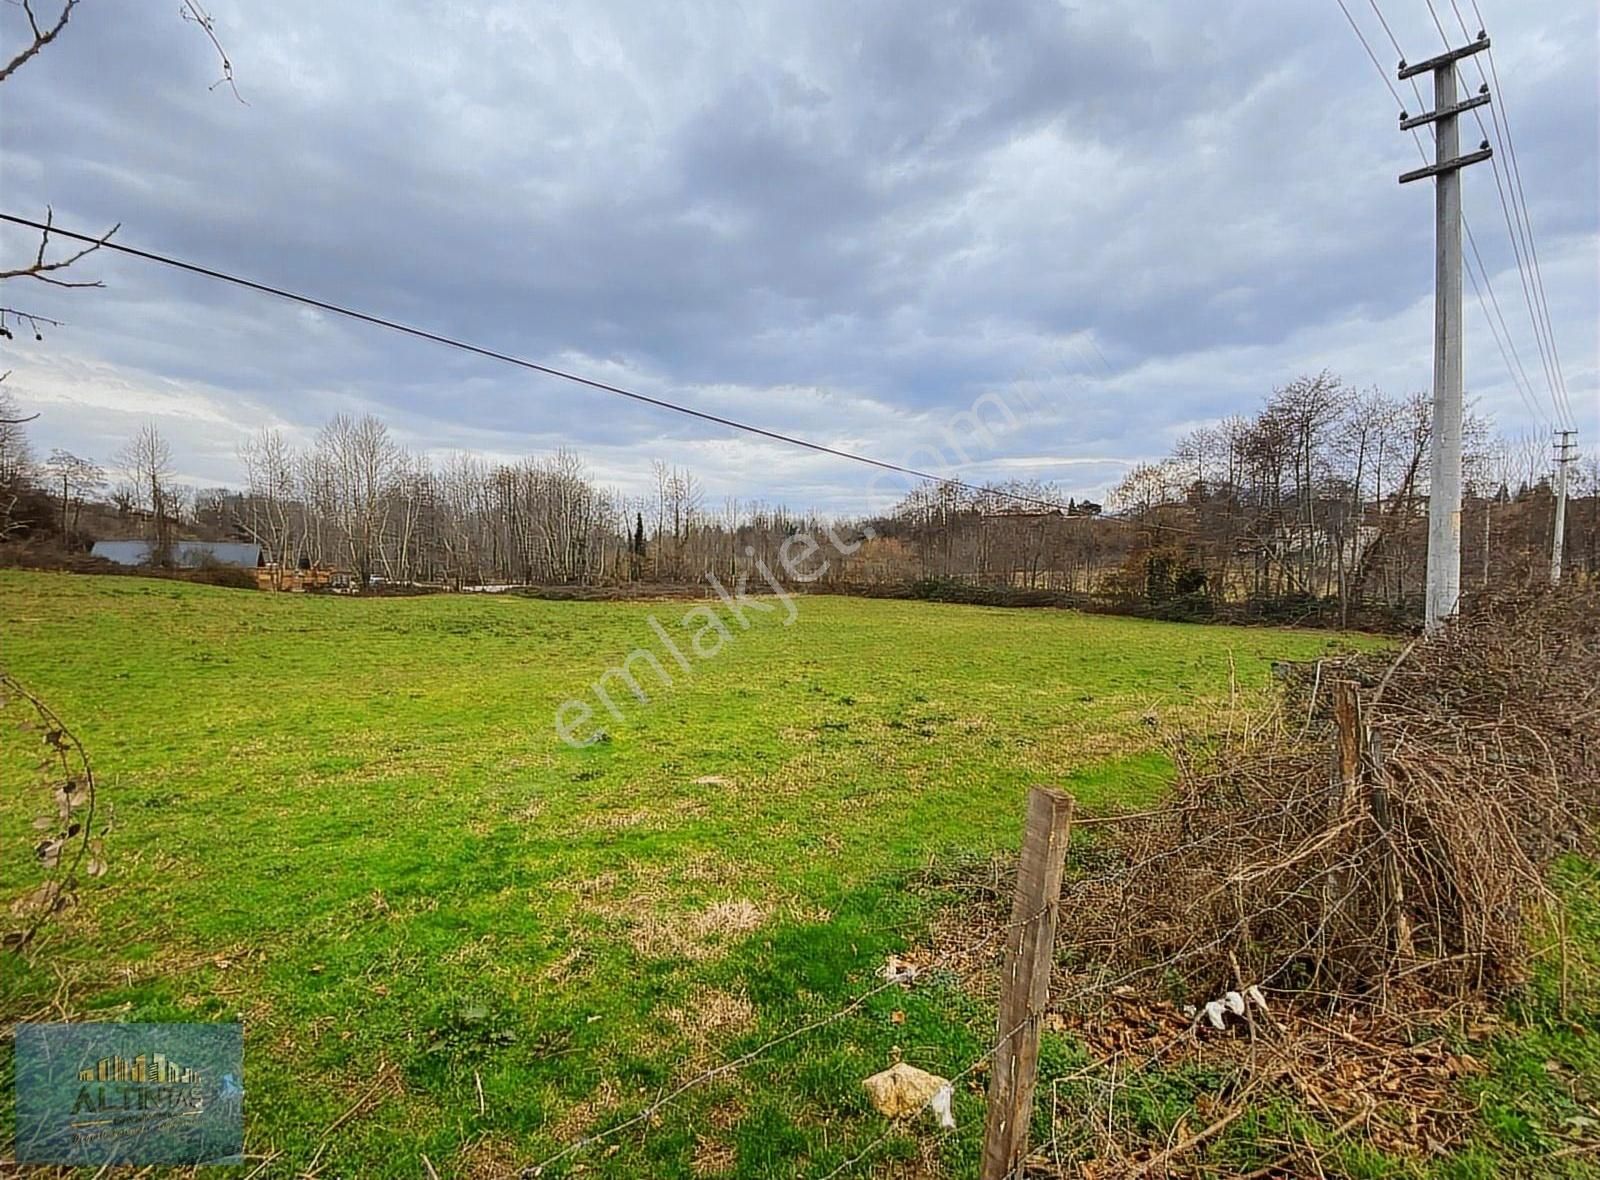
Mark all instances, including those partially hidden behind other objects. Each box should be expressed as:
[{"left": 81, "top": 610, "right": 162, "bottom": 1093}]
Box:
[
  {"left": 521, "top": 801, "right": 1317, "bottom": 1178},
  {"left": 527, "top": 635, "right": 1529, "bottom": 1177},
  {"left": 521, "top": 591, "right": 1592, "bottom": 1177},
  {"left": 810, "top": 924, "right": 1299, "bottom": 1180},
  {"left": 525, "top": 898, "right": 1062, "bottom": 1175}
]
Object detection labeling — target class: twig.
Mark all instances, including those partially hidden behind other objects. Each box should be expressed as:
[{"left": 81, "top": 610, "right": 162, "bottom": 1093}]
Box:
[
  {"left": 1547, "top": 1141, "right": 1600, "bottom": 1162},
  {"left": 1232, "top": 1099, "right": 1373, "bottom": 1180},
  {"left": 0, "top": 0, "right": 76, "bottom": 82},
  {"left": 0, "top": 205, "right": 119, "bottom": 287},
  {"left": 179, "top": 0, "right": 245, "bottom": 102},
  {"left": 1298, "top": 658, "right": 1324, "bottom": 739},
  {"left": 241, "top": 1150, "right": 283, "bottom": 1180},
  {"left": 1370, "top": 637, "right": 1418, "bottom": 706},
  {"left": 1133, "top": 1076, "right": 1264, "bottom": 1176}
]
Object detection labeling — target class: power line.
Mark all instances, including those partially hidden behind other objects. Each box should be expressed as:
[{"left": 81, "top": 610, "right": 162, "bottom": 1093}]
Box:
[
  {"left": 1457, "top": 0, "right": 1577, "bottom": 429},
  {"left": 1364, "top": 0, "right": 1432, "bottom": 128},
  {"left": 1365, "top": 0, "right": 1408, "bottom": 64},
  {"left": 1421, "top": 125, "right": 1548, "bottom": 431},
  {"left": 1335, "top": 0, "right": 1408, "bottom": 112},
  {"left": 1438, "top": 0, "right": 1571, "bottom": 429},
  {"left": 1374, "top": 0, "right": 1565, "bottom": 433},
  {"left": 1421, "top": 0, "right": 1453, "bottom": 47},
  {"left": 0, "top": 210, "right": 1157, "bottom": 526},
  {"left": 1424, "top": 0, "right": 1574, "bottom": 431},
  {"left": 1336, "top": 2, "right": 1555, "bottom": 432},
  {"left": 1368, "top": 1, "right": 1524, "bottom": 425},
  {"left": 1410, "top": 2, "right": 1563, "bottom": 432},
  {"left": 1462, "top": 229, "right": 1547, "bottom": 430}
]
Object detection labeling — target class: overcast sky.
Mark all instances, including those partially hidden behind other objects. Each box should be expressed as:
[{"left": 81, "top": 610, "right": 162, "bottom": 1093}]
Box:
[{"left": 1, "top": 0, "right": 1595, "bottom": 513}]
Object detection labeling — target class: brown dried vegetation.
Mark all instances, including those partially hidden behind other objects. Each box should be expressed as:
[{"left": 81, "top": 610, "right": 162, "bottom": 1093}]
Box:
[{"left": 1063, "top": 584, "right": 1598, "bottom": 1006}]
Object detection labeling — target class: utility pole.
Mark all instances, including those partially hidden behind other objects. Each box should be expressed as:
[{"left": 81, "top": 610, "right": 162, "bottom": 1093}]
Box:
[
  {"left": 1551, "top": 428, "right": 1576, "bottom": 584},
  {"left": 1398, "top": 32, "right": 1493, "bottom": 631}
]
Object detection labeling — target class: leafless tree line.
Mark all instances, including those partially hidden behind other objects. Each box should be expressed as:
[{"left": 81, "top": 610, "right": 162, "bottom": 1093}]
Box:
[
  {"left": 1, "top": 374, "right": 1591, "bottom": 614},
  {"left": 1102, "top": 372, "right": 1595, "bottom": 620},
  {"left": 207, "top": 417, "right": 840, "bottom": 588}
]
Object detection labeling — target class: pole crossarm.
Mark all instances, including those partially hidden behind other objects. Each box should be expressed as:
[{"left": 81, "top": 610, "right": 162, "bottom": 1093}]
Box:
[
  {"left": 1398, "top": 34, "right": 1490, "bottom": 80},
  {"left": 1399, "top": 147, "right": 1493, "bottom": 185},
  {"left": 1400, "top": 92, "right": 1491, "bottom": 130}
]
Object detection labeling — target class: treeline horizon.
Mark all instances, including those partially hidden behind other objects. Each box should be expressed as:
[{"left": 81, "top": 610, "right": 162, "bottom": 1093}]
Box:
[{"left": 0, "top": 375, "right": 1591, "bottom": 622}]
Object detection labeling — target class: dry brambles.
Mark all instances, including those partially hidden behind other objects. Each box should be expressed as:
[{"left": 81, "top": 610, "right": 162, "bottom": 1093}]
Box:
[
  {"left": 1065, "top": 583, "right": 1598, "bottom": 1004},
  {"left": 929, "top": 584, "right": 1597, "bottom": 1172}
]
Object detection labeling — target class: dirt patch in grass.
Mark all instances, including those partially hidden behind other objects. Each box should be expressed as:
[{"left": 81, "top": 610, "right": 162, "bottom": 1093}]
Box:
[
  {"left": 547, "top": 1076, "right": 622, "bottom": 1144},
  {"left": 454, "top": 1133, "right": 524, "bottom": 1179},
  {"left": 538, "top": 946, "right": 588, "bottom": 984},
  {"left": 664, "top": 985, "right": 758, "bottom": 1070},
  {"left": 510, "top": 797, "right": 545, "bottom": 823},
  {"left": 691, "top": 1133, "right": 738, "bottom": 1176},
  {"left": 577, "top": 889, "right": 770, "bottom": 960},
  {"left": 575, "top": 807, "right": 659, "bottom": 833},
  {"left": 666, "top": 986, "right": 756, "bottom": 1039},
  {"left": 622, "top": 898, "right": 768, "bottom": 960},
  {"left": 571, "top": 854, "right": 758, "bottom": 906}
]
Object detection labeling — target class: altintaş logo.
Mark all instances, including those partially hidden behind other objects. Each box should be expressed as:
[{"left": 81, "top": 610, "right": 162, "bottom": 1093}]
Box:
[
  {"left": 73, "top": 1050, "right": 207, "bottom": 1115},
  {"left": 14, "top": 1023, "right": 243, "bottom": 1165}
]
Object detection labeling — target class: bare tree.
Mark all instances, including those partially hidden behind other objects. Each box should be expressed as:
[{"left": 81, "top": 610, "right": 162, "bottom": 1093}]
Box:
[
  {"left": 116, "top": 422, "right": 176, "bottom": 562},
  {"left": 0, "top": 389, "right": 35, "bottom": 483},
  {"left": 381, "top": 452, "right": 431, "bottom": 583},
  {"left": 315, "top": 413, "right": 401, "bottom": 588},
  {"left": 0, "top": 207, "right": 119, "bottom": 290},
  {"left": 238, "top": 427, "right": 299, "bottom": 568},
  {"left": 0, "top": 388, "right": 37, "bottom": 534},
  {"left": 0, "top": 0, "right": 78, "bottom": 84},
  {"left": 42, "top": 448, "right": 103, "bottom": 537}
]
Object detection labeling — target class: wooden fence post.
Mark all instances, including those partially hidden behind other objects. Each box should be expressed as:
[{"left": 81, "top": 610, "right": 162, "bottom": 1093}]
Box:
[
  {"left": 1334, "top": 683, "right": 1414, "bottom": 994},
  {"left": 981, "top": 787, "right": 1074, "bottom": 1180},
  {"left": 1332, "top": 680, "right": 1362, "bottom": 809},
  {"left": 1365, "top": 721, "right": 1414, "bottom": 966},
  {"left": 1321, "top": 681, "right": 1364, "bottom": 977}
]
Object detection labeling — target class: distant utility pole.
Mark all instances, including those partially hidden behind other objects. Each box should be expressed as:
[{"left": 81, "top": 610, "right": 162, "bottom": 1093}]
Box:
[
  {"left": 1551, "top": 428, "right": 1576, "bottom": 584},
  {"left": 1398, "top": 31, "right": 1493, "bottom": 631}
]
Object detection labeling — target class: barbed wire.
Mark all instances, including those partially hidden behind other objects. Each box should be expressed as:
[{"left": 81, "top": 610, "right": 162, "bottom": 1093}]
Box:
[
  {"left": 524, "top": 691, "right": 1447, "bottom": 1178},
  {"left": 526, "top": 817, "right": 1346, "bottom": 1177},
  {"left": 524, "top": 899, "right": 1057, "bottom": 1175}
]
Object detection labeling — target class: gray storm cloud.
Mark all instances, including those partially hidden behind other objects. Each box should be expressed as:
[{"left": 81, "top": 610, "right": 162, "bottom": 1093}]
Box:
[{"left": 0, "top": 0, "right": 1594, "bottom": 506}]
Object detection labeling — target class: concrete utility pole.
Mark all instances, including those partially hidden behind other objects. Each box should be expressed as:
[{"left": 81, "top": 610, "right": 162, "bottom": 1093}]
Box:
[
  {"left": 1551, "top": 428, "right": 1576, "bottom": 584},
  {"left": 1398, "top": 32, "right": 1493, "bottom": 631}
]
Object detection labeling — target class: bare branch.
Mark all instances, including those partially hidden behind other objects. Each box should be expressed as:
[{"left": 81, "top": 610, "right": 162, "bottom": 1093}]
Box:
[
  {"left": 0, "top": 206, "right": 119, "bottom": 288},
  {"left": 179, "top": 0, "right": 244, "bottom": 104},
  {"left": 1, "top": 0, "right": 240, "bottom": 293},
  {"left": 0, "top": 0, "right": 75, "bottom": 84},
  {"left": 0, "top": 306, "right": 64, "bottom": 342}
]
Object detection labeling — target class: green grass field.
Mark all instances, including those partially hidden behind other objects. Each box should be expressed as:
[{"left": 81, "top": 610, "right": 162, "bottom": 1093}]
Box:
[{"left": 2, "top": 569, "right": 1579, "bottom": 1178}]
